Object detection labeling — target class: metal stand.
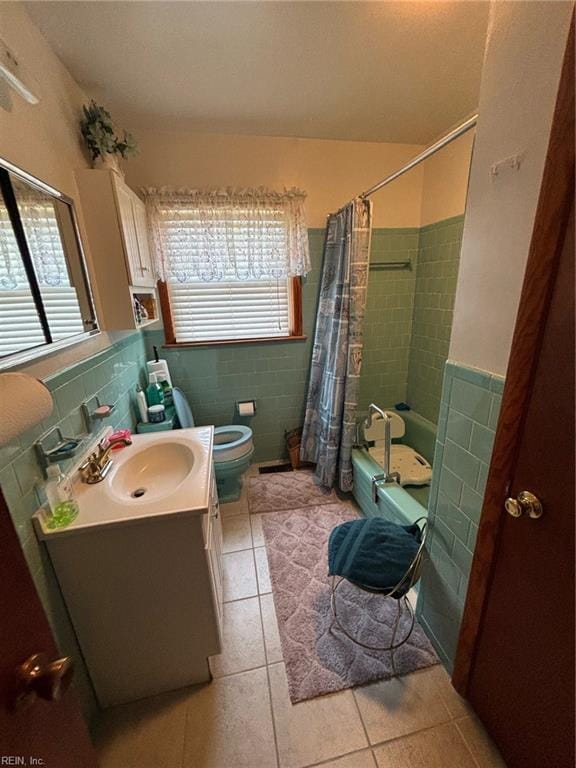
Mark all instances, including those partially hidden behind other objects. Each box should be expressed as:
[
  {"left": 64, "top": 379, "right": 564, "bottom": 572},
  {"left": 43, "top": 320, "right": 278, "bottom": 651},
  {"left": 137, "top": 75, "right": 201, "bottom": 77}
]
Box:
[
  {"left": 330, "top": 577, "right": 416, "bottom": 651},
  {"left": 329, "top": 516, "right": 428, "bottom": 666}
]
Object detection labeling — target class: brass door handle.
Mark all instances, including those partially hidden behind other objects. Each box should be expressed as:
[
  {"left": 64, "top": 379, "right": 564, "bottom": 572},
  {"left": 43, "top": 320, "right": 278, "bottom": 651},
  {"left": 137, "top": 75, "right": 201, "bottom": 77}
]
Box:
[
  {"left": 505, "top": 490, "right": 543, "bottom": 519},
  {"left": 14, "top": 653, "right": 74, "bottom": 709}
]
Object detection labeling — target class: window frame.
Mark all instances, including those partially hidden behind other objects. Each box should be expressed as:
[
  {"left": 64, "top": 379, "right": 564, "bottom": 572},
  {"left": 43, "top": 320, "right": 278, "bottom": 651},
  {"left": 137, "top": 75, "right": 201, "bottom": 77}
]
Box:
[
  {"left": 0, "top": 159, "right": 99, "bottom": 369},
  {"left": 158, "top": 275, "right": 305, "bottom": 347}
]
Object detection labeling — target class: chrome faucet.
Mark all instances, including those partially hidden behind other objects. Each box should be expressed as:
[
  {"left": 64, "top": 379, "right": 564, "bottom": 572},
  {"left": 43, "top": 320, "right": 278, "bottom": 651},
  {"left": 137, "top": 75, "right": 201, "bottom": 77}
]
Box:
[
  {"left": 80, "top": 438, "right": 132, "bottom": 484},
  {"left": 364, "top": 403, "right": 401, "bottom": 502}
]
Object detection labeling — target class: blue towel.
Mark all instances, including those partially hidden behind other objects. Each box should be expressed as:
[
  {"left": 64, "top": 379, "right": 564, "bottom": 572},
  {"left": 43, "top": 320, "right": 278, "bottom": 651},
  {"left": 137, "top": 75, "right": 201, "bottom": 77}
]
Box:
[{"left": 328, "top": 517, "right": 422, "bottom": 595}]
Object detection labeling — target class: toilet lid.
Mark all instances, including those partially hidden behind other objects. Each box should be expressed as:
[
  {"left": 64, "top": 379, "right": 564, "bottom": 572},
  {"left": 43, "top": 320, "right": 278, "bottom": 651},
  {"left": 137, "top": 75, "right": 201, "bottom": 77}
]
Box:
[{"left": 172, "top": 387, "right": 195, "bottom": 428}]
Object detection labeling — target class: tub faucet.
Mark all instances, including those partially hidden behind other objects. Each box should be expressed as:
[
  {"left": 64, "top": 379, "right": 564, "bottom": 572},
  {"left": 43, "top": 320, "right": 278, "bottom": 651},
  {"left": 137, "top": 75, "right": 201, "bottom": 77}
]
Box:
[{"left": 365, "top": 404, "right": 401, "bottom": 503}]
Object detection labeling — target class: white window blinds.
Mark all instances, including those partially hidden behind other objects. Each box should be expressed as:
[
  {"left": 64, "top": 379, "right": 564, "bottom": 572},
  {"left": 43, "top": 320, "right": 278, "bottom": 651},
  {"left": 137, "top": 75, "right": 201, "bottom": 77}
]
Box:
[
  {"left": 168, "top": 278, "right": 290, "bottom": 342},
  {"left": 0, "top": 202, "right": 84, "bottom": 357}
]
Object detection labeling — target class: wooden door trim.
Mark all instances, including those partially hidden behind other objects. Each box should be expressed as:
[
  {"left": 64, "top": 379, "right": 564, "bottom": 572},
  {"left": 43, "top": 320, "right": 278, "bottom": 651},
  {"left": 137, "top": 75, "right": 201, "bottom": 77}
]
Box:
[{"left": 452, "top": 15, "right": 575, "bottom": 695}]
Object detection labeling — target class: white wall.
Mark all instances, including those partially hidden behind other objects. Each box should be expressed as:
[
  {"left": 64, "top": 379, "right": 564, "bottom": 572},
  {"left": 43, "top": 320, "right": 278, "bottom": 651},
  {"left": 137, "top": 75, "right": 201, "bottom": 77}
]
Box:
[
  {"left": 449, "top": 0, "right": 573, "bottom": 376},
  {"left": 125, "top": 131, "right": 425, "bottom": 228}
]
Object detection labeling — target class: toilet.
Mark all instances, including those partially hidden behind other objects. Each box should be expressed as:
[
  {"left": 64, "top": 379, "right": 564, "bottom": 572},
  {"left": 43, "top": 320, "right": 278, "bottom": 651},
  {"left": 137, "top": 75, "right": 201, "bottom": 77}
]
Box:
[
  {"left": 172, "top": 388, "right": 254, "bottom": 502},
  {"left": 363, "top": 410, "right": 432, "bottom": 487}
]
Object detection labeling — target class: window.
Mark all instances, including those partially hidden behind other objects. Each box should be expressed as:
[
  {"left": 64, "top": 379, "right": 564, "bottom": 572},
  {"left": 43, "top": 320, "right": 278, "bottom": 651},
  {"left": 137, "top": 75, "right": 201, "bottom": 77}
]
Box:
[
  {"left": 167, "top": 277, "right": 291, "bottom": 343},
  {"left": 0, "top": 160, "right": 97, "bottom": 362},
  {"left": 146, "top": 187, "right": 309, "bottom": 345}
]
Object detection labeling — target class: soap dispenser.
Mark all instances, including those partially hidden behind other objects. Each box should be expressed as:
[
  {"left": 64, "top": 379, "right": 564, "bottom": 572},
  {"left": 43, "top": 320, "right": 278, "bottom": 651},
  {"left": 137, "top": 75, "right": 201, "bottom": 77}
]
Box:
[{"left": 45, "top": 464, "right": 79, "bottom": 529}]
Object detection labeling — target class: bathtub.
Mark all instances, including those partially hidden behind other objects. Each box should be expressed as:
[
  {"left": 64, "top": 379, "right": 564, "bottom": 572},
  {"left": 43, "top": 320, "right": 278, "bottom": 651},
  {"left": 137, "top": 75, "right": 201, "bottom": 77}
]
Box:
[{"left": 352, "top": 408, "right": 436, "bottom": 526}]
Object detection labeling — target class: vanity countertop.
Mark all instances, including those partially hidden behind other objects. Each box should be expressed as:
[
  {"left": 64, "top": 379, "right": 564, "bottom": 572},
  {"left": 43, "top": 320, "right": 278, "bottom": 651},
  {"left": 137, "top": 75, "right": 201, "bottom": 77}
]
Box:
[{"left": 34, "top": 426, "right": 214, "bottom": 539}]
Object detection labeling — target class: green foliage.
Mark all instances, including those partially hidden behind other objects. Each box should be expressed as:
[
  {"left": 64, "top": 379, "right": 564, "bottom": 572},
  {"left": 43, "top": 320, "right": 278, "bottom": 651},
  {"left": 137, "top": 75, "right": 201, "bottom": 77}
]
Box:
[{"left": 80, "top": 100, "right": 138, "bottom": 161}]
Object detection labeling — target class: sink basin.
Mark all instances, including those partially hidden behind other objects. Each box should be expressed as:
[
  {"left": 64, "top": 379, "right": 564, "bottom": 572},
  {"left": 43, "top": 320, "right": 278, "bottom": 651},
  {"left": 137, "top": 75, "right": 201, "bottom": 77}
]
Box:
[
  {"left": 108, "top": 442, "right": 196, "bottom": 503},
  {"left": 33, "top": 427, "right": 214, "bottom": 536}
]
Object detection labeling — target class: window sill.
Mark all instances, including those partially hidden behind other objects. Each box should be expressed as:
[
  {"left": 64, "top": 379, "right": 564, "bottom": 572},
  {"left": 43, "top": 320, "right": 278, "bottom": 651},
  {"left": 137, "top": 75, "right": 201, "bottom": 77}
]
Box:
[{"left": 163, "top": 334, "right": 307, "bottom": 349}]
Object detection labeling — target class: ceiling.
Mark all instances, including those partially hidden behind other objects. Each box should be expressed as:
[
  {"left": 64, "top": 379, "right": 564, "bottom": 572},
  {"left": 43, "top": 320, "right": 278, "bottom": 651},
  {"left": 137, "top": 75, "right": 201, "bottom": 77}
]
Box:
[{"left": 26, "top": 1, "right": 490, "bottom": 144}]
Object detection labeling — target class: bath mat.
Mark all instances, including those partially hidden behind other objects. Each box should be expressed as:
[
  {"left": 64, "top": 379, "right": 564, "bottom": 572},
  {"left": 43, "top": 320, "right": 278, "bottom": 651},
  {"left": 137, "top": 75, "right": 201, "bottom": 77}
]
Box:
[
  {"left": 248, "top": 469, "right": 337, "bottom": 514},
  {"left": 261, "top": 504, "right": 439, "bottom": 703}
]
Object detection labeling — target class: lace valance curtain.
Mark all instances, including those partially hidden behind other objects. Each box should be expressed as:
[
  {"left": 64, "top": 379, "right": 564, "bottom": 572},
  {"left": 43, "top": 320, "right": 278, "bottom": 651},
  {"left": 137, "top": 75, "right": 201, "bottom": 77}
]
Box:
[{"left": 144, "top": 187, "right": 311, "bottom": 283}]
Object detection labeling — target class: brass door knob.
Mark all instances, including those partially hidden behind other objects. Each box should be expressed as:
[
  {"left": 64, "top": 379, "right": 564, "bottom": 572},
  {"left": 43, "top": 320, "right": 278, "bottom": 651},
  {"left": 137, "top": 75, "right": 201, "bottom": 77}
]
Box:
[
  {"left": 14, "top": 653, "right": 74, "bottom": 709},
  {"left": 504, "top": 491, "right": 543, "bottom": 519}
]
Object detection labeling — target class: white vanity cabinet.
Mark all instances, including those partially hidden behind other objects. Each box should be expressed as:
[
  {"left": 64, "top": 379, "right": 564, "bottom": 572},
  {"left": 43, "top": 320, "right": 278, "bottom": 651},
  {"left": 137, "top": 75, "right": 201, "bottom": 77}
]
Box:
[
  {"left": 35, "top": 434, "right": 223, "bottom": 708},
  {"left": 75, "top": 169, "right": 157, "bottom": 330}
]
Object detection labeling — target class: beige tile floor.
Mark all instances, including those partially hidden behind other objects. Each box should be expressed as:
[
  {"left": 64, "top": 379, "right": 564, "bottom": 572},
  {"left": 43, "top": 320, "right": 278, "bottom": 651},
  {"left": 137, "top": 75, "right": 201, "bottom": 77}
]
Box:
[{"left": 95, "top": 471, "right": 506, "bottom": 768}]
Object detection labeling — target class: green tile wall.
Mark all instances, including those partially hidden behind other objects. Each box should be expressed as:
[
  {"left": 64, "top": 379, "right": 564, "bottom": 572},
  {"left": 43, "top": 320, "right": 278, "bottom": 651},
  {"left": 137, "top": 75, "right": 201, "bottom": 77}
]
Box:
[
  {"left": 148, "top": 219, "right": 462, "bottom": 462},
  {"left": 359, "top": 228, "right": 419, "bottom": 412},
  {"left": 144, "top": 229, "right": 324, "bottom": 462},
  {"left": 0, "top": 331, "right": 148, "bottom": 720},
  {"left": 145, "top": 226, "right": 429, "bottom": 460},
  {"left": 406, "top": 216, "right": 464, "bottom": 423},
  {"left": 417, "top": 360, "right": 504, "bottom": 670}
]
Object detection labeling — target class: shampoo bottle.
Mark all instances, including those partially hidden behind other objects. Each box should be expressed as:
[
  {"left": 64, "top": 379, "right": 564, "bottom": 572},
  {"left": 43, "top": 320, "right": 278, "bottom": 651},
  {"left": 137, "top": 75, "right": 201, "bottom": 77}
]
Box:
[
  {"left": 136, "top": 385, "right": 149, "bottom": 423},
  {"left": 45, "top": 464, "right": 79, "bottom": 529}
]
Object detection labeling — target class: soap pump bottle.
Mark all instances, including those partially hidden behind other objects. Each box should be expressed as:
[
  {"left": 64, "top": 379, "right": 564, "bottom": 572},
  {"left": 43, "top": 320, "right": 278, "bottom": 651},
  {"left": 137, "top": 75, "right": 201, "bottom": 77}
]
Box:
[
  {"left": 146, "top": 372, "right": 165, "bottom": 407},
  {"left": 45, "top": 464, "right": 79, "bottom": 529}
]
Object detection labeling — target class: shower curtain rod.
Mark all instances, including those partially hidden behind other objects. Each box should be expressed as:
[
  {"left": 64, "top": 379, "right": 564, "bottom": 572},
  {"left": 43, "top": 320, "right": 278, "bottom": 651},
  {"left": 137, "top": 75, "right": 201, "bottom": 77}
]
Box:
[{"left": 333, "top": 113, "right": 478, "bottom": 215}]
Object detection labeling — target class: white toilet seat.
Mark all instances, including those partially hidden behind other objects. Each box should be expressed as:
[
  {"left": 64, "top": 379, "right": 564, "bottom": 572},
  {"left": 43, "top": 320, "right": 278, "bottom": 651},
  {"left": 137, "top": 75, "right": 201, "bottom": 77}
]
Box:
[{"left": 172, "top": 388, "right": 254, "bottom": 463}]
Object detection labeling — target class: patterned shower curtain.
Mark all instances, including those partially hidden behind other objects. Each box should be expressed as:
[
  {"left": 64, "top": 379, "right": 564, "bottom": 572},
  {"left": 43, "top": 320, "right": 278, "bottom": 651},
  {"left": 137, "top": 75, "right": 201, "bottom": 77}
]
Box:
[{"left": 300, "top": 198, "right": 372, "bottom": 491}]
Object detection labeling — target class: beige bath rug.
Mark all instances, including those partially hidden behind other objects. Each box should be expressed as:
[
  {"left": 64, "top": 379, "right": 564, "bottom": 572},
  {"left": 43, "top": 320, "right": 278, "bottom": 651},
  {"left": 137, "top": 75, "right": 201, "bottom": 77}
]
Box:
[{"left": 248, "top": 469, "right": 337, "bottom": 514}]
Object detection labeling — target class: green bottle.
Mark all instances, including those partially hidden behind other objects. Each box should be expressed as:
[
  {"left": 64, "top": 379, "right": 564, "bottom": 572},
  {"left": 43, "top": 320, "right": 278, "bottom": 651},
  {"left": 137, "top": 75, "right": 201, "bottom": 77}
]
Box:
[
  {"left": 160, "top": 379, "right": 173, "bottom": 407},
  {"left": 146, "top": 373, "right": 165, "bottom": 406}
]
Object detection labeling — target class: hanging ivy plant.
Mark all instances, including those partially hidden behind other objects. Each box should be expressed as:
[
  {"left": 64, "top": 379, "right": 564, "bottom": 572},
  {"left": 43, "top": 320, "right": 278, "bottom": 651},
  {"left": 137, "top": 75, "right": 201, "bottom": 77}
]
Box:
[{"left": 80, "top": 100, "right": 138, "bottom": 161}]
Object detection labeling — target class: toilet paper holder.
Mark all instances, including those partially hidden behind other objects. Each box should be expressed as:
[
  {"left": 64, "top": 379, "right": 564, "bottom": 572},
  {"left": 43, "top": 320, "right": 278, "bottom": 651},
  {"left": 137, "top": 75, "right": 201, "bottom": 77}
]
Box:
[{"left": 236, "top": 400, "right": 256, "bottom": 417}]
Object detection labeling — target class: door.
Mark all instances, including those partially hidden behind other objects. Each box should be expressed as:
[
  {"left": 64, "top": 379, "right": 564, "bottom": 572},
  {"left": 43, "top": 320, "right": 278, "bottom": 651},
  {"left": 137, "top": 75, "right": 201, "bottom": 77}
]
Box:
[
  {"left": 0, "top": 490, "right": 98, "bottom": 766},
  {"left": 114, "top": 181, "right": 141, "bottom": 285},
  {"left": 453, "top": 21, "right": 575, "bottom": 768},
  {"left": 132, "top": 197, "right": 155, "bottom": 287}
]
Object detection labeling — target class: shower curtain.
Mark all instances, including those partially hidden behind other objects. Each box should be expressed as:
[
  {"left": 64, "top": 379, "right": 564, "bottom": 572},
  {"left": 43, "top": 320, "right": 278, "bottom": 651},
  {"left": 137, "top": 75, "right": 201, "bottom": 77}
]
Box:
[{"left": 300, "top": 198, "right": 372, "bottom": 491}]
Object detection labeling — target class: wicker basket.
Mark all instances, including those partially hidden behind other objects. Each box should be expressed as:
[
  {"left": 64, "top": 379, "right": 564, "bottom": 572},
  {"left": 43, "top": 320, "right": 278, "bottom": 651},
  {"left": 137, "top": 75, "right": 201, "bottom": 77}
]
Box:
[{"left": 285, "top": 427, "right": 302, "bottom": 470}]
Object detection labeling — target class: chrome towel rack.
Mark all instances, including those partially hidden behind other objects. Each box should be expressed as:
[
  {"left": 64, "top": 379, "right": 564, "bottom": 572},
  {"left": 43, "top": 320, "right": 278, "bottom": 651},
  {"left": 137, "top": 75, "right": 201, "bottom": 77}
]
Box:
[{"left": 369, "top": 259, "right": 412, "bottom": 270}]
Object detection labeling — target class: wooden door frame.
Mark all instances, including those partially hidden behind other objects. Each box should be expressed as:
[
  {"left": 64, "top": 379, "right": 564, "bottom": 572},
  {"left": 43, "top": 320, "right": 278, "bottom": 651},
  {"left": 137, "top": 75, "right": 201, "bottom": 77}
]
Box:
[{"left": 452, "top": 15, "right": 575, "bottom": 695}]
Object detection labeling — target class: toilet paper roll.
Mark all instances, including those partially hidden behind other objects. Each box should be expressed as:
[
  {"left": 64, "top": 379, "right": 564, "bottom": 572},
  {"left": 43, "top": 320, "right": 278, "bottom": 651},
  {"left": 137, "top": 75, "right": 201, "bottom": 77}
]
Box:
[
  {"left": 146, "top": 360, "right": 172, "bottom": 386},
  {"left": 237, "top": 401, "right": 256, "bottom": 416},
  {"left": 0, "top": 373, "right": 54, "bottom": 447}
]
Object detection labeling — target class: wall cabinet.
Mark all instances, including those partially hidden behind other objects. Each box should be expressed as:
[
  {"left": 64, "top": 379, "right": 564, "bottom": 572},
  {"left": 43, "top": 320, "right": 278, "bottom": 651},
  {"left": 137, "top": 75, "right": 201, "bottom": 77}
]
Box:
[
  {"left": 76, "top": 169, "right": 158, "bottom": 330},
  {"left": 115, "top": 182, "right": 155, "bottom": 287}
]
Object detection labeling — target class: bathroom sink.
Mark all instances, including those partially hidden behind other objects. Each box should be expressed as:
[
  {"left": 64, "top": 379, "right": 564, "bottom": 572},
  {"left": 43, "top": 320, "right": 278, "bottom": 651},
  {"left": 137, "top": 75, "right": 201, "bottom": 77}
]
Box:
[
  {"left": 107, "top": 441, "right": 196, "bottom": 503},
  {"left": 33, "top": 427, "right": 214, "bottom": 536}
]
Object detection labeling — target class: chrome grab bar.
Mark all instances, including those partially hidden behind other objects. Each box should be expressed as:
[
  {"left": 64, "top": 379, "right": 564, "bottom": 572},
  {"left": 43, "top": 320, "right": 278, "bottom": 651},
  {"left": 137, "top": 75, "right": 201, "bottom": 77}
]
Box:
[{"left": 365, "top": 404, "right": 401, "bottom": 503}]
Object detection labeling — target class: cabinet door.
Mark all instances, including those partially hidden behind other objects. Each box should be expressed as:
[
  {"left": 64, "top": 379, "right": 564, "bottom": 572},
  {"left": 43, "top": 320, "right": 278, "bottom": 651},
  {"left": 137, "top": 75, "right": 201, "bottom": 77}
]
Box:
[
  {"left": 115, "top": 182, "right": 141, "bottom": 285},
  {"left": 132, "top": 197, "right": 155, "bottom": 287},
  {"left": 207, "top": 478, "right": 223, "bottom": 629}
]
